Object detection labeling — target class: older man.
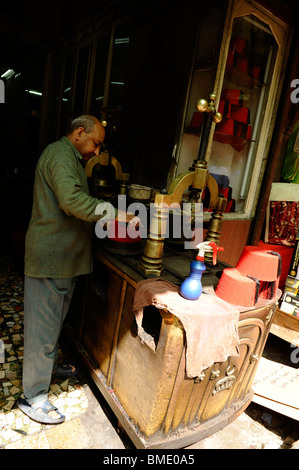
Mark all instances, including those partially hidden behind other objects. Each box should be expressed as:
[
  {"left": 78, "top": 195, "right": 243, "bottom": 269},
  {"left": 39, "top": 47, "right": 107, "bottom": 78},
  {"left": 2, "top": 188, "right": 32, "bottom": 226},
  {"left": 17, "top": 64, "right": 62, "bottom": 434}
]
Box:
[{"left": 17, "top": 115, "right": 134, "bottom": 424}]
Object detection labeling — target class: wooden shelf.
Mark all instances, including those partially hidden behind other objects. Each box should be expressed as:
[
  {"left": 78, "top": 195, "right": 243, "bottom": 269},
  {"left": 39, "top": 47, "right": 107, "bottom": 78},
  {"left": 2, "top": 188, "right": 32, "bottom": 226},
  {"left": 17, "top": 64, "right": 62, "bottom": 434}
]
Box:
[
  {"left": 183, "top": 128, "right": 255, "bottom": 152},
  {"left": 270, "top": 307, "right": 299, "bottom": 346},
  {"left": 224, "top": 65, "right": 266, "bottom": 89}
]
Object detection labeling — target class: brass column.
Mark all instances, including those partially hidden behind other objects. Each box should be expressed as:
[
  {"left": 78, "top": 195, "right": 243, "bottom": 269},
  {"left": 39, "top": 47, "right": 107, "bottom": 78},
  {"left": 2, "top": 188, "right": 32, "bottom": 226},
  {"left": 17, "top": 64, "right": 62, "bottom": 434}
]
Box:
[{"left": 139, "top": 92, "right": 225, "bottom": 276}]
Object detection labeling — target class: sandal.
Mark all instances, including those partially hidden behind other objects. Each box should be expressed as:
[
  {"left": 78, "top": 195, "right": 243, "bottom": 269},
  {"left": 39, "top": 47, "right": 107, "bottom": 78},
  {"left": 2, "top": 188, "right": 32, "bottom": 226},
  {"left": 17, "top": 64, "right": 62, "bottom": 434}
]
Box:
[
  {"left": 17, "top": 398, "right": 65, "bottom": 425},
  {"left": 52, "top": 363, "right": 78, "bottom": 379}
]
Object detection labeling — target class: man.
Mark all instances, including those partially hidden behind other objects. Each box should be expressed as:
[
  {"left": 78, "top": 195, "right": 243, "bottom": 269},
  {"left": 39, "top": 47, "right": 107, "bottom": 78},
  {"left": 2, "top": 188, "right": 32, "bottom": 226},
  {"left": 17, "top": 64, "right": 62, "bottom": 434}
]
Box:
[{"left": 17, "top": 115, "right": 136, "bottom": 424}]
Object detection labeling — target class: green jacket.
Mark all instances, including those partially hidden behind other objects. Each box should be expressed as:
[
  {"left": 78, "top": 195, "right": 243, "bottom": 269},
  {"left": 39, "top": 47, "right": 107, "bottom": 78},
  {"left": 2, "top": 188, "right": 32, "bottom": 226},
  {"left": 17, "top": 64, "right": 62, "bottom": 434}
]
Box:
[{"left": 25, "top": 136, "right": 107, "bottom": 279}]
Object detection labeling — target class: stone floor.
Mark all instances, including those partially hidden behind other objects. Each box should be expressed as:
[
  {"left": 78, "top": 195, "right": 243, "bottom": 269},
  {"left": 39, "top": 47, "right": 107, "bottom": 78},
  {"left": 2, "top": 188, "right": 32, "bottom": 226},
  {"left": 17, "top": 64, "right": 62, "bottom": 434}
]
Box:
[
  {"left": 0, "top": 254, "right": 298, "bottom": 450},
  {"left": 0, "top": 255, "right": 127, "bottom": 450}
]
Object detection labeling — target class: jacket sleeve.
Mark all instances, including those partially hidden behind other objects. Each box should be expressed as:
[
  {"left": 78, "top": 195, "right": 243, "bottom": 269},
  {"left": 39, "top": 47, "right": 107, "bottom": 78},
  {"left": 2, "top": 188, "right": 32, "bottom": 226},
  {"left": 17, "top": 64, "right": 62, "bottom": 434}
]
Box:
[{"left": 45, "top": 150, "right": 116, "bottom": 223}]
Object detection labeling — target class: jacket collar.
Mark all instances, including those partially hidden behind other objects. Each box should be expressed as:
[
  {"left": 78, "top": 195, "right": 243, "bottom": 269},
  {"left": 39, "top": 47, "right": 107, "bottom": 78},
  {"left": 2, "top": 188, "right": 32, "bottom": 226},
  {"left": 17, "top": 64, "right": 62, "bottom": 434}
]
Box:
[{"left": 60, "top": 136, "right": 83, "bottom": 163}]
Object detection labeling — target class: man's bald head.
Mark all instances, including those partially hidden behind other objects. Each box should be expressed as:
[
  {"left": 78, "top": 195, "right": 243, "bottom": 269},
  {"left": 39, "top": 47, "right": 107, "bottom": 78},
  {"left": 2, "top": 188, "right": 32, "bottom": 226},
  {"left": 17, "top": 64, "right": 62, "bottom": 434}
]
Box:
[
  {"left": 68, "top": 115, "right": 102, "bottom": 134},
  {"left": 67, "top": 115, "right": 105, "bottom": 161}
]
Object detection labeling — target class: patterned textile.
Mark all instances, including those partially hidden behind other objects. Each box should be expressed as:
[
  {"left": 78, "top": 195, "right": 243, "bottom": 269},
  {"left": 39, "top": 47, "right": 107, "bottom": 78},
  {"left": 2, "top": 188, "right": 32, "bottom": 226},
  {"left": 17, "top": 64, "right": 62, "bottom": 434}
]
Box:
[{"left": 268, "top": 201, "right": 299, "bottom": 246}]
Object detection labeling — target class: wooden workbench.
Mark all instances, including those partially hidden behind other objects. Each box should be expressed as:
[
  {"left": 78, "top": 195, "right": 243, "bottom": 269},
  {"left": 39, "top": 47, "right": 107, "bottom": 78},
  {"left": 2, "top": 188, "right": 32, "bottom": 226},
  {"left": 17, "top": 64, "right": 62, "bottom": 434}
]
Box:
[{"left": 64, "top": 244, "right": 279, "bottom": 448}]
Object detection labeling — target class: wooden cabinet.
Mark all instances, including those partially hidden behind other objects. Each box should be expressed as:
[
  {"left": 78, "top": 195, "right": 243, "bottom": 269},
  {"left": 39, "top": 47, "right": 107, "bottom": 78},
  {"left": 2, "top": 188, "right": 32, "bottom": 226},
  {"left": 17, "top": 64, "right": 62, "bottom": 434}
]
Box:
[
  {"left": 177, "top": 0, "right": 290, "bottom": 219},
  {"left": 65, "top": 249, "right": 277, "bottom": 448},
  {"left": 81, "top": 262, "right": 125, "bottom": 380}
]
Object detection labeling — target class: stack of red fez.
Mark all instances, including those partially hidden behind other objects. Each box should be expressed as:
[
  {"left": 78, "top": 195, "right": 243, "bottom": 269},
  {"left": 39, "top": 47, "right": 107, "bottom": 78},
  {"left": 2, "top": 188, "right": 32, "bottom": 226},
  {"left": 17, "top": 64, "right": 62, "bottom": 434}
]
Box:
[
  {"left": 216, "top": 90, "right": 252, "bottom": 141},
  {"left": 226, "top": 36, "right": 262, "bottom": 80},
  {"left": 216, "top": 246, "right": 281, "bottom": 307}
]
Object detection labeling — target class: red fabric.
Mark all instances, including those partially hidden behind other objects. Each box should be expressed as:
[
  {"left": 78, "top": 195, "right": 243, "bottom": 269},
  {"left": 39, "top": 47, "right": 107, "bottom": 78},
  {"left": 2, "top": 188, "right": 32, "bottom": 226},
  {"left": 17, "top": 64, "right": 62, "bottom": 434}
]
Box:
[
  {"left": 251, "top": 65, "right": 261, "bottom": 81},
  {"left": 221, "top": 89, "right": 244, "bottom": 106},
  {"left": 213, "top": 132, "right": 248, "bottom": 152},
  {"left": 226, "top": 49, "right": 234, "bottom": 67},
  {"left": 189, "top": 112, "right": 204, "bottom": 129},
  {"left": 246, "top": 125, "right": 252, "bottom": 140},
  {"left": 107, "top": 221, "right": 141, "bottom": 243},
  {"left": 230, "top": 104, "right": 250, "bottom": 124},
  {"left": 230, "top": 37, "right": 247, "bottom": 55},
  {"left": 216, "top": 118, "right": 235, "bottom": 136},
  {"left": 235, "top": 56, "right": 248, "bottom": 74},
  {"left": 218, "top": 100, "right": 231, "bottom": 118}
]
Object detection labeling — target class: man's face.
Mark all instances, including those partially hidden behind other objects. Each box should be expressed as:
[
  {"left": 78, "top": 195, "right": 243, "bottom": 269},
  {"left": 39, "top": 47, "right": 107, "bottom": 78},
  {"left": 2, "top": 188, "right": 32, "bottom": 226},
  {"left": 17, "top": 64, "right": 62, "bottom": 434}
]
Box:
[{"left": 75, "top": 124, "right": 105, "bottom": 161}]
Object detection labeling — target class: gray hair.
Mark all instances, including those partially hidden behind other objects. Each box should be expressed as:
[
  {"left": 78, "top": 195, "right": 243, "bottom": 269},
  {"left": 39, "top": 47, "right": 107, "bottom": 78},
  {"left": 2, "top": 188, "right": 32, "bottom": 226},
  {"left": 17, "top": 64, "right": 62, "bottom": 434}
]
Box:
[{"left": 68, "top": 115, "right": 97, "bottom": 134}]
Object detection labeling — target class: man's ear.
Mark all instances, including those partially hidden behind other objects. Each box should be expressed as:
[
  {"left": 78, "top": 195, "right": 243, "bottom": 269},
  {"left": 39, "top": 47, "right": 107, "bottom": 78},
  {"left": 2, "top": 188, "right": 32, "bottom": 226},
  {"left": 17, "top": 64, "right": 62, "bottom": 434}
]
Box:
[{"left": 76, "top": 127, "right": 85, "bottom": 140}]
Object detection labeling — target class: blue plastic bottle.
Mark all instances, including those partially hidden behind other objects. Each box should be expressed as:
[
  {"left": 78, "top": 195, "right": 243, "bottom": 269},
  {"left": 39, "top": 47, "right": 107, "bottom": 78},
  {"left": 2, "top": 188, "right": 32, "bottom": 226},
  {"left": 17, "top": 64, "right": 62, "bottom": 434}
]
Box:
[{"left": 180, "top": 241, "right": 222, "bottom": 301}]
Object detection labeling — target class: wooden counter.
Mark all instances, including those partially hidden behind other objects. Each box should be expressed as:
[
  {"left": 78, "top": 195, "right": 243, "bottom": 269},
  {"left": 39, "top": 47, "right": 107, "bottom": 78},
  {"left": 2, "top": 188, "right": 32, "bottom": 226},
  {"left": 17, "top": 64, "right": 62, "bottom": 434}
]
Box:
[{"left": 64, "top": 244, "right": 278, "bottom": 449}]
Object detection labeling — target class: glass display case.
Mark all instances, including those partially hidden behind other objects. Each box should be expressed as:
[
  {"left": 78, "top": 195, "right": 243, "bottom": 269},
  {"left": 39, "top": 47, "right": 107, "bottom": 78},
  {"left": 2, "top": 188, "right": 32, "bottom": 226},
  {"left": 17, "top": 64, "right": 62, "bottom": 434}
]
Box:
[{"left": 178, "top": 0, "right": 289, "bottom": 218}]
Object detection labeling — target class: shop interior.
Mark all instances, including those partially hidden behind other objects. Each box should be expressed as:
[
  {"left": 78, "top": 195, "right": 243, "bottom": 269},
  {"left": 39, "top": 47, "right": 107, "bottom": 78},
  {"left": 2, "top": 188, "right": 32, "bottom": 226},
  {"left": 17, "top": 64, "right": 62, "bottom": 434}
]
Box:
[{"left": 0, "top": 0, "right": 298, "bottom": 449}]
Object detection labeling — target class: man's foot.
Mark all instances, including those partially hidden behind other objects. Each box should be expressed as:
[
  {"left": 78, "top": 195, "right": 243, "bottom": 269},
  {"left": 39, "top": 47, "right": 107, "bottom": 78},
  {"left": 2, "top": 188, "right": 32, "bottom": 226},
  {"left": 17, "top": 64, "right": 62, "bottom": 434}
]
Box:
[
  {"left": 17, "top": 398, "right": 65, "bottom": 424},
  {"left": 52, "top": 363, "right": 78, "bottom": 380}
]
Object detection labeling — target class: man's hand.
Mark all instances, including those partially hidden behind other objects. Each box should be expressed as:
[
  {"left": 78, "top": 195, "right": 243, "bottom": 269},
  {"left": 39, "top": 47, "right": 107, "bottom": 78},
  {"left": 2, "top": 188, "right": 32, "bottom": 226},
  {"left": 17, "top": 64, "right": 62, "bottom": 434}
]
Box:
[{"left": 116, "top": 210, "right": 141, "bottom": 228}]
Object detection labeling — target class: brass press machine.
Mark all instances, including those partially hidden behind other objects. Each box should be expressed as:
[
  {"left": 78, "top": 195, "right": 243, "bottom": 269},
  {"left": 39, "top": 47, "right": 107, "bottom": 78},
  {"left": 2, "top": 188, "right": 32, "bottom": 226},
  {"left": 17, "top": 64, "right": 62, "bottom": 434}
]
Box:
[{"left": 139, "top": 92, "right": 227, "bottom": 275}]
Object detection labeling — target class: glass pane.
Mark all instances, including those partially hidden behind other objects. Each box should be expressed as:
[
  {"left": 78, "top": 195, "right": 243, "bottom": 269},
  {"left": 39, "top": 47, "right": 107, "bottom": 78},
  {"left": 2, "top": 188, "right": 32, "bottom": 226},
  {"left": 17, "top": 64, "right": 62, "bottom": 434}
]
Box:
[
  {"left": 60, "top": 53, "right": 74, "bottom": 136},
  {"left": 208, "top": 14, "right": 278, "bottom": 213},
  {"left": 48, "top": 57, "right": 62, "bottom": 141},
  {"left": 107, "top": 23, "right": 130, "bottom": 118},
  {"left": 73, "top": 45, "right": 89, "bottom": 116},
  {"left": 90, "top": 35, "right": 110, "bottom": 119},
  {"left": 176, "top": 5, "right": 224, "bottom": 176}
]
